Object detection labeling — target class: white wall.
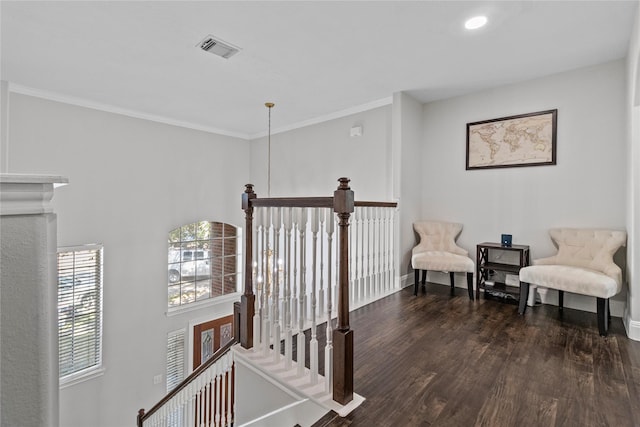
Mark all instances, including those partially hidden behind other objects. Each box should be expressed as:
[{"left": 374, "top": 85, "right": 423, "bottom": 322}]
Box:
[
  {"left": 392, "top": 92, "right": 423, "bottom": 277},
  {"left": 421, "top": 60, "right": 628, "bottom": 312},
  {"left": 6, "top": 93, "right": 250, "bottom": 427},
  {"left": 626, "top": 3, "right": 640, "bottom": 340},
  {"left": 249, "top": 106, "right": 392, "bottom": 201}
]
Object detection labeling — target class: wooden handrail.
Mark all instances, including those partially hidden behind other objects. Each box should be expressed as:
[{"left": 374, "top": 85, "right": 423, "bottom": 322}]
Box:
[
  {"left": 251, "top": 198, "right": 397, "bottom": 209},
  {"left": 251, "top": 196, "right": 334, "bottom": 208},
  {"left": 355, "top": 201, "right": 398, "bottom": 208},
  {"left": 137, "top": 338, "right": 237, "bottom": 427}
]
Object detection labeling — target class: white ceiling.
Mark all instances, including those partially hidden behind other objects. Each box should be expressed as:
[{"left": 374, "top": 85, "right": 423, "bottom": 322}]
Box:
[{"left": 1, "top": 1, "right": 637, "bottom": 139}]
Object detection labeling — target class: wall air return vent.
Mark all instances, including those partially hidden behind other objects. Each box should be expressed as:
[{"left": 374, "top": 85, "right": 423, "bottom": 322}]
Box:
[{"left": 197, "top": 35, "right": 241, "bottom": 59}]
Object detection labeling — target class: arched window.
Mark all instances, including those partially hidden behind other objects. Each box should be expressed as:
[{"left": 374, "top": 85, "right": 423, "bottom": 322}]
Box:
[{"left": 168, "top": 221, "right": 240, "bottom": 308}]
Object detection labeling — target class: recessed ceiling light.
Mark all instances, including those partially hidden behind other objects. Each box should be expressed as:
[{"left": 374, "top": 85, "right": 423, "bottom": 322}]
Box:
[{"left": 465, "top": 15, "right": 487, "bottom": 30}]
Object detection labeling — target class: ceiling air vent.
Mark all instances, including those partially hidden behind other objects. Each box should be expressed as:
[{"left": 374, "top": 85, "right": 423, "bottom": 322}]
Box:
[{"left": 197, "top": 35, "right": 240, "bottom": 59}]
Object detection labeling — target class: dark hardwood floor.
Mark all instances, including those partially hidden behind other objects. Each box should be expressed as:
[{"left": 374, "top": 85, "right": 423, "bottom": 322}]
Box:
[{"left": 314, "top": 282, "right": 640, "bottom": 427}]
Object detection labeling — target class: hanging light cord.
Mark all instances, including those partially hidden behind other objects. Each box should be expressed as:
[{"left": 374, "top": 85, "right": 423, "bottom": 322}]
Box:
[{"left": 265, "top": 102, "right": 274, "bottom": 197}]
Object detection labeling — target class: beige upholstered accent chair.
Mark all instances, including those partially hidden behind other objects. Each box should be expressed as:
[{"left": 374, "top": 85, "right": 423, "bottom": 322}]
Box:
[
  {"left": 518, "top": 228, "right": 626, "bottom": 336},
  {"left": 411, "top": 221, "right": 474, "bottom": 299}
]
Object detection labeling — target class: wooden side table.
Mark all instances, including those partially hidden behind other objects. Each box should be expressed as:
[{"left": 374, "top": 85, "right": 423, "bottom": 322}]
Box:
[{"left": 476, "top": 242, "right": 530, "bottom": 302}]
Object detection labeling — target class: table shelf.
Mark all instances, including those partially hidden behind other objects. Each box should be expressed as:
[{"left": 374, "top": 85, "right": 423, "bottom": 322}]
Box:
[{"left": 476, "top": 242, "right": 530, "bottom": 302}]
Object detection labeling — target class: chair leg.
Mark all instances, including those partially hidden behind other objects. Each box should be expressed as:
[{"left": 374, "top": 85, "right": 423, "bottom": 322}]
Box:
[
  {"left": 466, "top": 272, "right": 474, "bottom": 300},
  {"left": 449, "top": 272, "right": 455, "bottom": 296},
  {"left": 518, "top": 282, "right": 529, "bottom": 315},
  {"left": 597, "top": 297, "right": 609, "bottom": 336},
  {"left": 414, "top": 269, "right": 419, "bottom": 296},
  {"left": 558, "top": 290, "right": 564, "bottom": 310},
  {"left": 421, "top": 270, "right": 427, "bottom": 285},
  {"left": 608, "top": 299, "right": 611, "bottom": 322}
]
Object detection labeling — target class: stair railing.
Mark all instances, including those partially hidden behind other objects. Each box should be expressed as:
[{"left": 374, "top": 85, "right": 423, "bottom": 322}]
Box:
[
  {"left": 237, "top": 177, "right": 398, "bottom": 406},
  {"left": 137, "top": 339, "right": 236, "bottom": 427}
]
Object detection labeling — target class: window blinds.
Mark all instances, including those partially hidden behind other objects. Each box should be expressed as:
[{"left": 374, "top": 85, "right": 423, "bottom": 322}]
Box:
[
  {"left": 57, "top": 245, "right": 103, "bottom": 379},
  {"left": 166, "top": 329, "right": 185, "bottom": 393}
]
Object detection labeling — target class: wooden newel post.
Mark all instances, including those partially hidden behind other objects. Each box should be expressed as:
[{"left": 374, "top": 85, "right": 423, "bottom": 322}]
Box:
[
  {"left": 137, "top": 409, "right": 145, "bottom": 427},
  {"left": 333, "top": 177, "right": 354, "bottom": 405},
  {"left": 240, "top": 184, "right": 256, "bottom": 349}
]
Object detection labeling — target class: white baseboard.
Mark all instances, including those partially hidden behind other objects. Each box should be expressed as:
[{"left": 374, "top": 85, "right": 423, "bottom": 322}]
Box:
[
  {"left": 623, "top": 308, "right": 640, "bottom": 341},
  {"left": 400, "top": 273, "right": 412, "bottom": 289}
]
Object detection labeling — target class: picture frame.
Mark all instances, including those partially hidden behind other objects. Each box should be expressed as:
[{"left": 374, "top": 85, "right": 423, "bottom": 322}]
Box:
[{"left": 466, "top": 109, "right": 557, "bottom": 170}]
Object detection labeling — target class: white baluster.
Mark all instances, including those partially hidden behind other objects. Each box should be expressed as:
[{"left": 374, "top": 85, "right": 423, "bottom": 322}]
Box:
[
  {"left": 222, "top": 355, "right": 229, "bottom": 427},
  {"left": 301, "top": 210, "right": 308, "bottom": 325},
  {"left": 325, "top": 208, "right": 334, "bottom": 394},
  {"left": 348, "top": 207, "right": 354, "bottom": 305},
  {"left": 206, "top": 380, "right": 212, "bottom": 427},
  {"left": 187, "top": 385, "right": 195, "bottom": 427},
  {"left": 366, "top": 207, "right": 372, "bottom": 299},
  {"left": 253, "top": 210, "right": 262, "bottom": 352},
  {"left": 333, "top": 212, "right": 339, "bottom": 307},
  {"left": 310, "top": 208, "right": 319, "bottom": 384},
  {"left": 319, "top": 210, "right": 325, "bottom": 319},
  {"left": 297, "top": 208, "right": 307, "bottom": 377},
  {"left": 378, "top": 206, "right": 384, "bottom": 295},
  {"left": 198, "top": 374, "right": 204, "bottom": 427},
  {"left": 350, "top": 206, "right": 357, "bottom": 306},
  {"left": 355, "top": 206, "right": 362, "bottom": 304},
  {"left": 214, "top": 363, "right": 224, "bottom": 427},
  {"left": 374, "top": 206, "right": 380, "bottom": 297},
  {"left": 283, "top": 207, "right": 294, "bottom": 369},
  {"left": 263, "top": 207, "right": 272, "bottom": 358},
  {"left": 360, "top": 207, "right": 366, "bottom": 300},
  {"left": 394, "top": 207, "right": 399, "bottom": 288},
  {"left": 358, "top": 207, "right": 364, "bottom": 302},
  {"left": 382, "top": 207, "right": 389, "bottom": 293},
  {"left": 378, "top": 207, "right": 383, "bottom": 296},
  {"left": 228, "top": 357, "right": 234, "bottom": 427},
  {"left": 232, "top": 361, "right": 236, "bottom": 427},
  {"left": 385, "top": 207, "right": 392, "bottom": 292},
  {"left": 367, "top": 206, "right": 373, "bottom": 299},
  {"left": 260, "top": 208, "right": 268, "bottom": 354},
  {"left": 292, "top": 208, "right": 299, "bottom": 334},
  {"left": 273, "top": 207, "right": 282, "bottom": 363}
]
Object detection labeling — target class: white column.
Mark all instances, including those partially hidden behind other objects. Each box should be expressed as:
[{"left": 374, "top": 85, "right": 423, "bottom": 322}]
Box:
[{"left": 0, "top": 174, "right": 67, "bottom": 427}]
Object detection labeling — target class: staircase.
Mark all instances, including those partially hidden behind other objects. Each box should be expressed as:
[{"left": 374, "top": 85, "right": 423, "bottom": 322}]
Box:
[{"left": 138, "top": 178, "right": 398, "bottom": 427}]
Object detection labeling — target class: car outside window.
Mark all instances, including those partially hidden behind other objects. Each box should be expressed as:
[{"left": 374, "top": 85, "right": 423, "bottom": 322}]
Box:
[{"left": 168, "top": 221, "right": 239, "bottom": 307}]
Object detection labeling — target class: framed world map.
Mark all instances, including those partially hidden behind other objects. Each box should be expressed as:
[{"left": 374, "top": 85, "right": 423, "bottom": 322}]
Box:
[{"left": 466, "top": 109, "right": 557, "bottom": 170}]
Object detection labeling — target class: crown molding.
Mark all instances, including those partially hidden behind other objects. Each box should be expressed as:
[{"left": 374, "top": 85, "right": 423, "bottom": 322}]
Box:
[
  {"left": 248, "top": 96, "right": 393, "bottom": 140},
  {"left": 8, "top": 83, "right": 251, "bottom": 140},
  {"left": 8, "top": 83, "right": 392, "bottom": 142}
]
